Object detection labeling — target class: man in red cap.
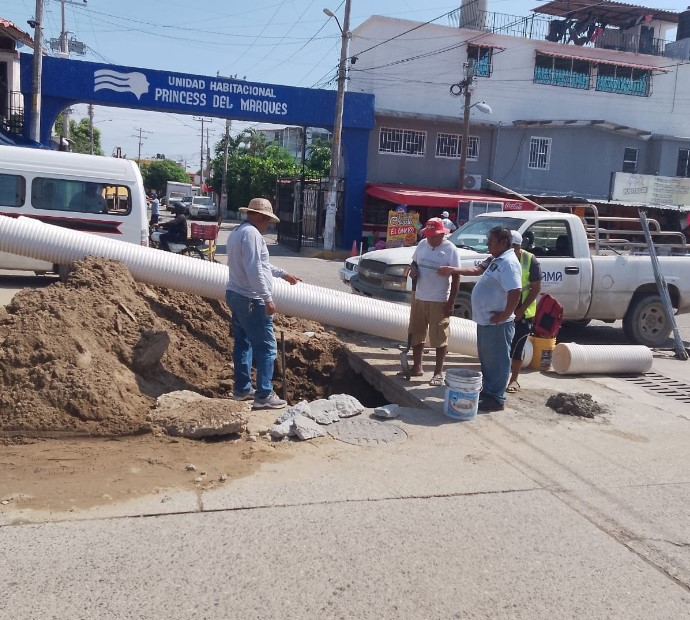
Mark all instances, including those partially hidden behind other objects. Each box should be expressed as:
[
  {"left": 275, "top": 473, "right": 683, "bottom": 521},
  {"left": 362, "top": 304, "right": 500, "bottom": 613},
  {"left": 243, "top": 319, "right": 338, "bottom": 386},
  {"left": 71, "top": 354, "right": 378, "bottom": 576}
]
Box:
[{"left": 408, "top": 218, "right": 460, "bottom": 385}]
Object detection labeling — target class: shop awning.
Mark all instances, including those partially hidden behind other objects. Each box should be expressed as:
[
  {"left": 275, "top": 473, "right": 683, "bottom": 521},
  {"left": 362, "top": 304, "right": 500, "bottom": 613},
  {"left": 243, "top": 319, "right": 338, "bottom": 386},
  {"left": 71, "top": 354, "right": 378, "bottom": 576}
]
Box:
[
  {"left": 536, "top": 49, "right": 667, "bottom": 72},
  {"left": 365, "top": 184, "right": 517, "bottom": 209}
]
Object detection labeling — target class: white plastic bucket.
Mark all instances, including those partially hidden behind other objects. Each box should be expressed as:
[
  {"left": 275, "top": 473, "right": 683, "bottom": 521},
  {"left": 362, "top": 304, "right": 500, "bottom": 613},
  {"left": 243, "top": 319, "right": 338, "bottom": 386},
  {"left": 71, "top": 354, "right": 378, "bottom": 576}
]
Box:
[
  {"left": 444, "top": 368, "right": 483, "bottom": 421},
  {"left": 521, "top": 337, "right": 533, "bottom": 369}
]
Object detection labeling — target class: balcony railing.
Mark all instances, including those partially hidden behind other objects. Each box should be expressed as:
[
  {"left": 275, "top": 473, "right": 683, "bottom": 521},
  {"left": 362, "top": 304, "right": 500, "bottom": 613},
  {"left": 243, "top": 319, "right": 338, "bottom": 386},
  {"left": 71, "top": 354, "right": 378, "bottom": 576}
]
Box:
[
  {"left": 449, "top": 9, "right": 670, "bottom": 58},
  {"left": 1, "top": 91, "right": 25, "bottom": 135}
]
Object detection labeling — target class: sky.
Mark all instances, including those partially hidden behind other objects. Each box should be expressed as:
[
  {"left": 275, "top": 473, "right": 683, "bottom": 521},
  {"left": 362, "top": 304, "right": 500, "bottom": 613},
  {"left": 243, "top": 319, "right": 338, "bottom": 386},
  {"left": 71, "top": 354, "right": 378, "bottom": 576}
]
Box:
[{"left": 4, "top": 0, "right": 689, "bottom": 170}]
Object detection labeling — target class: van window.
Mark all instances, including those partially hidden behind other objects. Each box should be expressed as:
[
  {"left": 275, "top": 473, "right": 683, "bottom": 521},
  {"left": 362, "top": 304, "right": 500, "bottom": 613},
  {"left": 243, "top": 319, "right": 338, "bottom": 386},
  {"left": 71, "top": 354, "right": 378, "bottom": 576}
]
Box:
[
  {"left": 0, "top": 173, "right": 26, "bottom": 208},
  {"left": 31, "top": 178, "right": 132, "bottom": 215}
]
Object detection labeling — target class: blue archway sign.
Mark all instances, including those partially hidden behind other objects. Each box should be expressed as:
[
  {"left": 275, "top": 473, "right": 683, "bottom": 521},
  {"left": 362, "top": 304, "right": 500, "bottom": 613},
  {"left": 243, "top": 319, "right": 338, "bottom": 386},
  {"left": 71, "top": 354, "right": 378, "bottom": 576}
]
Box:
[{"left": 19, "top": 54, "right": 375, "bottom": 249}]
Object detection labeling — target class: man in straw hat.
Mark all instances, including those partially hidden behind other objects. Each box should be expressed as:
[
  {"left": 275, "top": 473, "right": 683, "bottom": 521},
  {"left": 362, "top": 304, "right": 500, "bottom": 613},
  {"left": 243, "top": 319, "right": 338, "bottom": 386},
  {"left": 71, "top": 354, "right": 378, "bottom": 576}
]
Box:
[
  {"left": 226, "top": 198, "right": 301, "bottom": 409},
  {"left": 408, "top": 218, "right": 460, "bottom": 386}
]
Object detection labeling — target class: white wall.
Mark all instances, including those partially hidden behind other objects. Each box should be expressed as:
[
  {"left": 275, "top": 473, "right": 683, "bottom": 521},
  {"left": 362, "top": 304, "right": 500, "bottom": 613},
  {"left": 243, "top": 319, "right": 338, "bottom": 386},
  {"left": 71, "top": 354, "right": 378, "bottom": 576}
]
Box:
[{"left": 350, "top": 16, "right": 690, "bottom": 139}]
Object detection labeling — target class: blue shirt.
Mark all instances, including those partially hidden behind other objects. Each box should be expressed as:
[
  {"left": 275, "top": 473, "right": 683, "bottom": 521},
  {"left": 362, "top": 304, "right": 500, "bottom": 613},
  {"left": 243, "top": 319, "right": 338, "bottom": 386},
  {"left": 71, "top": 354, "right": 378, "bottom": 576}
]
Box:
[
  {"left": 226, "top": 221, "right": 286, "bottom": 303},
  {"left": 471, "top": 248, "right": 521, "bottom": 325}
]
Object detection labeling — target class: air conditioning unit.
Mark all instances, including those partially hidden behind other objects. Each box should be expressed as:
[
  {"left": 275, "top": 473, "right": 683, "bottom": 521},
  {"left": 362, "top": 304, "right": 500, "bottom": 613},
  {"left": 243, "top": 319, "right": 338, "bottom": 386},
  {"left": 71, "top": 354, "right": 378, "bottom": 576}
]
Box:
[{"left": 463, "top": 174, "right": 482, "bottom": 190}]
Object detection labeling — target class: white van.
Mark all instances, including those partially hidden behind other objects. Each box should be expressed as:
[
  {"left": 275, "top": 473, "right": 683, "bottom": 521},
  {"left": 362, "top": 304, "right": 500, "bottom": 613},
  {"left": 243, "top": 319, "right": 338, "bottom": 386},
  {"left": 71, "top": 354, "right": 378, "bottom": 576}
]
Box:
[{"left": 0, "top": 145, "right": 149, "bottom": 276}]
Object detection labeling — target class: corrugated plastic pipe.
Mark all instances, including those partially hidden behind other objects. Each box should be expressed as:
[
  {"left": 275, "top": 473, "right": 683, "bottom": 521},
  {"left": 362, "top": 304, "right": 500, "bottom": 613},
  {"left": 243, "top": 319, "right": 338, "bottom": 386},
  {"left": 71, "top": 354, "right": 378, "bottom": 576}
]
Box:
[
  {"left": 551, "top": 343, "right": 653, "bottom": 375},
  {"left": 0, "top": 215, "right": 478, "bottom": 356}
]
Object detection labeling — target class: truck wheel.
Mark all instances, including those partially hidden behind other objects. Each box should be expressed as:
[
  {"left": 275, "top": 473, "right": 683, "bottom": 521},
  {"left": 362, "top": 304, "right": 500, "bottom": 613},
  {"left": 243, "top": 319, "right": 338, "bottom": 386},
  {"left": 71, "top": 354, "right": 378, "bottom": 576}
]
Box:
[
  {"left": 453, "top": 292, "right": 472, "bottom": 321},
  {"left": 622, "top": 294, "right": 671, "bottom": 347}
]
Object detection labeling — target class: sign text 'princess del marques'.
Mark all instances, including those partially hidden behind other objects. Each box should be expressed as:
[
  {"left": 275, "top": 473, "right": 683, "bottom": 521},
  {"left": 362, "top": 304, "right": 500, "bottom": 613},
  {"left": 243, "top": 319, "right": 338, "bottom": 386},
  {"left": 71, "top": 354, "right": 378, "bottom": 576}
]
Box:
[{"left": 153, "top": 76, "right": 288, "bottom": 115}]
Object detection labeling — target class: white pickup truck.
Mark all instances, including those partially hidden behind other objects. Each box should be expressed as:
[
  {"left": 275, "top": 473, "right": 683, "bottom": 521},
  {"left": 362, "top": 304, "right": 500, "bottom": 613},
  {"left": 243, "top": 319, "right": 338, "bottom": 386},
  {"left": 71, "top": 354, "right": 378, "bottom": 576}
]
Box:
[{"left": 345, "top": 210, "right": 690, "bottom": 347}]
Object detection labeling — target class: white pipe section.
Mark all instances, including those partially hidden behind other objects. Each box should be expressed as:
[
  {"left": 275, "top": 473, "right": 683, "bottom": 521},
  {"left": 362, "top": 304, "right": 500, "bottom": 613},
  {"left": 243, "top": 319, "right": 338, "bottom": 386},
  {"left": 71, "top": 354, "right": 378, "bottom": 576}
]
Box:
[
  {"left": 0, "top": 215, "right": 478, "bottom": 356},
  {"left": 551, "top": 343, "right": 653, "bottom": 375}
]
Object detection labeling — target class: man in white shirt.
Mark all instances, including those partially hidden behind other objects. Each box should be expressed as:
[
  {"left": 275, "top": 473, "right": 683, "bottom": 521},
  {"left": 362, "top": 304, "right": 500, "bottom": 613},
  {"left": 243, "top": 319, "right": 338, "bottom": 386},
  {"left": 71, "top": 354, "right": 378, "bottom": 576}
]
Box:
[
  {"left": 226, "top": 198, "right": 301, "bottom": 409},
  {"left": 440, "top": 211, "right": 457, "bottom": 233},
  {"left": 408, "top": 218, "right": 460, "bottom": 386}
]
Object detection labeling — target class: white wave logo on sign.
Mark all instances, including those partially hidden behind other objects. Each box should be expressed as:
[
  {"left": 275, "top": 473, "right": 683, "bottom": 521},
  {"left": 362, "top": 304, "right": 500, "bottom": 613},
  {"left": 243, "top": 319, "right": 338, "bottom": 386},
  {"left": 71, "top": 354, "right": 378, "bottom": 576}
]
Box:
[{"left": 94, "top": 69, "right": 150, "bottom": 100}]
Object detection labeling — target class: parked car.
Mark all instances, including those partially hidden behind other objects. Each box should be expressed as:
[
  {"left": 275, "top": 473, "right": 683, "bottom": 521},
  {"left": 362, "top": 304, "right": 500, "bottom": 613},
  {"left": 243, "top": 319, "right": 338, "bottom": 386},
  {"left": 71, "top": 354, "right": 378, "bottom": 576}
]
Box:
[
  {"left": 338, "top": 256, "right": 359, "bottom": 285},
  {"left": 188, "top": 196, "right": 216, "bottom": 220}
]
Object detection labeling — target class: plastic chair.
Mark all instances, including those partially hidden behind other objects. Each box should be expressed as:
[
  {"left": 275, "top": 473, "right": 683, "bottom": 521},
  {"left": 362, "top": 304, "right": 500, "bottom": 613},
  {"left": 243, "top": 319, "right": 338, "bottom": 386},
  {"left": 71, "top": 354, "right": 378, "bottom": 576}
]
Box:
[{"left": 190, "top": 223, "right": 219, "bottom": 261}]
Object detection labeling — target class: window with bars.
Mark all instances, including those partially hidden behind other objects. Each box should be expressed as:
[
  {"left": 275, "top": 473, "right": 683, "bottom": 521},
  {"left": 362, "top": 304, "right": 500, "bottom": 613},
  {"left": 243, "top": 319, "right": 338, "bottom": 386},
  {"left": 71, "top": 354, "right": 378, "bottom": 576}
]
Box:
[
  {"left": 467, "top": 45, "right": 493, "bottom": 78},
  {"left": 596, "top": 64, "right": 650, "bottom": 97},
  {"left": 534, "top": 53, "right": 590, "bottom": 89},
  {"left": 435, "top": 133, "right": 480, "bottom": 160},
  {"left": 623, "top": 148, "right": 639, "bottom": 173},
  {"left": 677, "top": 149, "right": 690, "bottom": 177},
  {"left": 528, "top": 137, "right": 551, "bottom": 170},
  {"left": 378, "top": 127, "right": 426, "bottom": 156}
]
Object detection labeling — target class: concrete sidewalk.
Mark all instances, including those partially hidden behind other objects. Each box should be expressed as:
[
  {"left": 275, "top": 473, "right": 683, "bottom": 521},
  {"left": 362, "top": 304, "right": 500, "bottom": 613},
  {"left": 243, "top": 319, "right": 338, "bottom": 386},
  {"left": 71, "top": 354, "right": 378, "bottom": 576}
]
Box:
[{"left": 2, "top": 337, "right": 689, "bottom": 618}]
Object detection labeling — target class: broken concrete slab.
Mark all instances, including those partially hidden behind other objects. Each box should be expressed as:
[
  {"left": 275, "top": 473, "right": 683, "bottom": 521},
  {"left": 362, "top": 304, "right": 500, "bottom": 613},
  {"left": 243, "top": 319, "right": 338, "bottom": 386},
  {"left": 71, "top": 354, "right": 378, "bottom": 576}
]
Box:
[
  {"left": 328, "top": 394, "right": 364, "bottom": 418},
  {"left": 292, "top": 415, "right": 328, "bottom": 440},
  {"left": 305, "top": 399, "right": 339, "bottom": 424}
]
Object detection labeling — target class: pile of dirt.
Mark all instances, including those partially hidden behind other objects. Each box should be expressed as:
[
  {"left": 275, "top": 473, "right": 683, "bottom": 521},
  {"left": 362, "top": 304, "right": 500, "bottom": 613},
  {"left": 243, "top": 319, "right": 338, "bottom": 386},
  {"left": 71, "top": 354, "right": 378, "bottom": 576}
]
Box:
[
  {"left": 0, "top": 258, "right": 346, "bottom": 437},
  {"left": 546, "top": 392, "right": 608, "bottom": 418}
]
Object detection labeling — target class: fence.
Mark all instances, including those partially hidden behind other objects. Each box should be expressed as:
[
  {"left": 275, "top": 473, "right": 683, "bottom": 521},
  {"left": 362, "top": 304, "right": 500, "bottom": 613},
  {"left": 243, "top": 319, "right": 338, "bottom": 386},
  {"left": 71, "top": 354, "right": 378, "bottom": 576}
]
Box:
[{"left": 275, "top": 177, "right": 343, "bottom": 252}]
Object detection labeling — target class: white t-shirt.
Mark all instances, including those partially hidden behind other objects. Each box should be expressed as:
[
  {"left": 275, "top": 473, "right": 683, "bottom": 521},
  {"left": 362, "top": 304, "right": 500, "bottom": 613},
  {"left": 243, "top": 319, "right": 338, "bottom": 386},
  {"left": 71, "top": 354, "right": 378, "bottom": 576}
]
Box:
[
  {"left": 441, "top": 217, "right": 457, "bottom": 232},
  {"left": 412, "top": 238, "right": 460, "bottom": 302},
  {"left": 471, "top": 248, "right": 522, "bottom": 325}
]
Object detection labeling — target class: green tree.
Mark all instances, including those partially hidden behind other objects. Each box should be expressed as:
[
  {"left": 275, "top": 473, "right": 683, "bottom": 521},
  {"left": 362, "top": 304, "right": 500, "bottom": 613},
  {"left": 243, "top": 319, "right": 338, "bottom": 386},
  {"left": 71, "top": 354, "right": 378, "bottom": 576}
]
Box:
[
  {"left": 209, "top": 135, "right": 299, "bottom": 212},
  {"left": 53, "top": 114, "right": 104, "bottom": 156},
  {"left": 140, "top": 159, "right": 189, "bottom": 194},
  {"left": 306, "top": 138, "right": 332, "bottom": 178}
]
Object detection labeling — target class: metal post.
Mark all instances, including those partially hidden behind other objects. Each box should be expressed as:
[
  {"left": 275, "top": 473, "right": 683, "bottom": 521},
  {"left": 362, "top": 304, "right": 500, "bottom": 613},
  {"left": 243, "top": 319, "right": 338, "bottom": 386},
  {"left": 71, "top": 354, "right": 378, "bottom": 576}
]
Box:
[
  {"left": 29, "top": 0, "right": 44, "bottom": 143},
  {"left": 638, "top": 209, "right": 688, "bottom": 360},
  {"left": 298, "top": 126, "right": 307, "bottom": 253},
  {"left": 323, "top": 0, "right": 351, "bottom": 252},
  {"left": 88, "top": 103, "right": 94, "bottom": 154},
  {"left": 219, "top": 118, "right": 231, "bottom": 224},
  {"left": 458, "top": 60, "right": 474, "bottom": 190},
  {"left": 60, "top": 0, "right": 69, "bottom": 145}
]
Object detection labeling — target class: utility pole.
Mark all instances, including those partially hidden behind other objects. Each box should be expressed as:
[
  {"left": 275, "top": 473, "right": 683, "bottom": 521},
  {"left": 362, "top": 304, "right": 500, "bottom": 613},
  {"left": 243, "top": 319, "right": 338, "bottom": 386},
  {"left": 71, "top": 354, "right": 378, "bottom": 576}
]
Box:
[
  {"left": 219, "top": 118, "right": 231, "bottom": 223},
  {"left": 132, "top": 127, "right": 152, "bottom": 166},
  {"left": 60, "top": 0, "right": 69, "bottom": 143},
  {"left": 458, "top": 60, "right": 474, "bottom": 190},
  {"left": 323, "top": 0, "right": 352, "bottom": 251},
  {"left": 88, "top": 103, "right": 94, "bottom": 154},
  {"left": 29, "top": 0, "right": 44, "bottom": 143},
  {"left": 193, "top": 117, "right": 212, "bottom": 190}
]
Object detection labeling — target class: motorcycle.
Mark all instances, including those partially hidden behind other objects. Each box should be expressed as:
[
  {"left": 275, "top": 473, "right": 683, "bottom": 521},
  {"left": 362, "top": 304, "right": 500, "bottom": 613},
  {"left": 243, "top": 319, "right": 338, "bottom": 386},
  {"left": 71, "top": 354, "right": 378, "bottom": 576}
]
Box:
[{"left": 149, "top": 228, "right": 209, "bottom": 260}]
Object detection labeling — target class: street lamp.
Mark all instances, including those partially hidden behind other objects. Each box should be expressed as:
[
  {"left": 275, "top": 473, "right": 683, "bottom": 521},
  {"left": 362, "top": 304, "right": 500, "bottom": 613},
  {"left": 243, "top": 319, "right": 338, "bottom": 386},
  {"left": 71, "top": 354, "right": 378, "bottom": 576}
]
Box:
[
  {"left": 452, "top": 60, "right": 492, "bottom": 190},
  {"left": 322, "top": 0, "right": 351, "bottom": 252}
]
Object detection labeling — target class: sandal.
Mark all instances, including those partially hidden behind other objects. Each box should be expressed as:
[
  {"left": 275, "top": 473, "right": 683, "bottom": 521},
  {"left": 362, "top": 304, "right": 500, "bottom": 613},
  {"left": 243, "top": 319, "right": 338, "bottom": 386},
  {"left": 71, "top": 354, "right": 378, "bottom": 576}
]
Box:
[
  {"left": 506, "top": 381, "right": 521, "bottom": 394},
  {"left": 429, "top": 374, "right": 444, "bottom": 387}
]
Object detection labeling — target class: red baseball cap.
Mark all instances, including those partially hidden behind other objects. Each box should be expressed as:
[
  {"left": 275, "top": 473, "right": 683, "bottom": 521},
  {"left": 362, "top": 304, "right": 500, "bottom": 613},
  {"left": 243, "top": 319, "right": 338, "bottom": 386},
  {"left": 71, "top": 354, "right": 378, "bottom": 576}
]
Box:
[{"left": 422, "top": 218, "right": 450, "bottom": 237}]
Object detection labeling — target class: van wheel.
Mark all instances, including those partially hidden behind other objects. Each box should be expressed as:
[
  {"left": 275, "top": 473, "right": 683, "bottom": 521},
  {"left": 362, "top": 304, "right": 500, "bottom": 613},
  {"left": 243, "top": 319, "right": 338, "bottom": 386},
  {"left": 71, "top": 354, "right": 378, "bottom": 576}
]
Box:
[
  {"left": 622, "top": 294, "right": 671, "bottom": 347},
  {"left": 453, "top": 292, "right": 472, "bottom": 321},
  {"left": 57, "top": 264, "right": 71, "bottom": 283}
]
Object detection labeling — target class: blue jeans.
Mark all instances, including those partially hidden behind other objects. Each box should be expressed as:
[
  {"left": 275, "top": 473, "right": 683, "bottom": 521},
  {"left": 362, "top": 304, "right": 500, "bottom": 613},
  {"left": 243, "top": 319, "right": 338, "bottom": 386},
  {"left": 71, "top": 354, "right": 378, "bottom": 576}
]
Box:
[
  {"left": 225, "top": 290, "right": 277, "bottom": 399},
  {"left": 477, "top": 321, "right": 515, "bottom": 405}
]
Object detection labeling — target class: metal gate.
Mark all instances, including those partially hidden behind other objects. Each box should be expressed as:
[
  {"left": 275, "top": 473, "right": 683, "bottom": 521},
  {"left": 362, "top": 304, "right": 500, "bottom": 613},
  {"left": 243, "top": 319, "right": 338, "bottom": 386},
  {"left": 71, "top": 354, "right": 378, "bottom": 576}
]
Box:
[{"left": 275, "top": 177, "right": 343, "bottom": 252}]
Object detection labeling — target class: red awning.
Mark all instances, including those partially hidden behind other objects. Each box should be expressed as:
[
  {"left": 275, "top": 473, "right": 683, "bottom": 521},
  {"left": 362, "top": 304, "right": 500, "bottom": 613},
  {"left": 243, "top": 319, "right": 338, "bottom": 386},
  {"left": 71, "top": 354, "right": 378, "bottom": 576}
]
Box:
[
  {"left": 365, "top": 184, "right": 523, "bottom": 209},
  {"left": 536, "top": 49, "right": 667, "bottom": 72}
]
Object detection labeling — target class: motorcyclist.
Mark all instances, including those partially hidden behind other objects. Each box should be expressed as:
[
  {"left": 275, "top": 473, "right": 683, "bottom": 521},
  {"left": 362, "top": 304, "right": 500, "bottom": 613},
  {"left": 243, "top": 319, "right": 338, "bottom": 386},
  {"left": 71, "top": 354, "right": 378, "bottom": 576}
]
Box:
[{"left": 158, "top": 203, "right": 188, "bottom": 251}]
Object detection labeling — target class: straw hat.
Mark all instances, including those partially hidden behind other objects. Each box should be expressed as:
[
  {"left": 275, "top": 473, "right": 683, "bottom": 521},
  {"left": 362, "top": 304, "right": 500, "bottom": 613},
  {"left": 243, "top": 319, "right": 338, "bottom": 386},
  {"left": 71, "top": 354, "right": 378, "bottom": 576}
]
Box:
[{"left": 239, "top": 198, "right": 280, "bottom": 222}]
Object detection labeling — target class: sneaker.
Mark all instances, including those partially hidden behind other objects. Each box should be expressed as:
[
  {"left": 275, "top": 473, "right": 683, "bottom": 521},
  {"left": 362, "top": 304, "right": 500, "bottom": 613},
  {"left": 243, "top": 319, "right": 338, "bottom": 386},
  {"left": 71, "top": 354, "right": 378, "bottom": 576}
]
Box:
[
  {"left": 232, "top": 388, "right": 255, "bottom": 401},
  {"left": 252, "top": 392, "right": 287, "bottom": 410},
  {"left": 478, "top": 395, "right": 505, "bottom": 413}
]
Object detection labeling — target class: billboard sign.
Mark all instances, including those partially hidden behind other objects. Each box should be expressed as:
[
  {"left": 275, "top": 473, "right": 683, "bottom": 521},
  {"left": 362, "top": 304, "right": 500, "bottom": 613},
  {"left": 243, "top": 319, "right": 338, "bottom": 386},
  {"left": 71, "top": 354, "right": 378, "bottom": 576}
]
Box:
[{"left": 611, "top": 172, "right": 690, "bottom": 206}]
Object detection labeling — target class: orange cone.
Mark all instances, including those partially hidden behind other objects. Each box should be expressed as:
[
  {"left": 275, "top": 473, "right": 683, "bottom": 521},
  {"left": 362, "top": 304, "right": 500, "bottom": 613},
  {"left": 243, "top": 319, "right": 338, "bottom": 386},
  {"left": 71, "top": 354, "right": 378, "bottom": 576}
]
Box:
[{"left": 350, "top": 239, "right": 358, "bottom": 257}]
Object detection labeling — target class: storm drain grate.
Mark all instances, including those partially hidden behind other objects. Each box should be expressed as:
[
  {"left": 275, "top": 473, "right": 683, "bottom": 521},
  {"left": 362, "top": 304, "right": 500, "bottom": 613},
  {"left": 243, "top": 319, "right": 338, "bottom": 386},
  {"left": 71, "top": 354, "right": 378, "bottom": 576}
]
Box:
[
  {"left": 328, "top": 418, "right": 407, "bottom": 446},
  {"left": 622, "top": 372, "right": 690, "bottom": 404}
]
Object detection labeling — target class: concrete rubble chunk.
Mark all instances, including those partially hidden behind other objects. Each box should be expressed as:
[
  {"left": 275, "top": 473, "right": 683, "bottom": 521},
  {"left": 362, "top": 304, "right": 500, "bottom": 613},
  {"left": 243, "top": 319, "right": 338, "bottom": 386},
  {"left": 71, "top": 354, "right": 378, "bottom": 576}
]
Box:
[
  {"left": 305, "top": 399, "right": 340, "bottom": 425},
  {"left": 269, "top": 419, "right": 295, "bottom": 441},
  {"left": 373, "top": 404, "right": 400, "bottom": 418},
  {"left": 328, "top": 393, "right": 364, "bottom": 418},
  {"left": 292, "top": 414, "right": 328, "bottom": 440},
  {"left": 275, "top": 400, "right": 310, "bottom": 424}
]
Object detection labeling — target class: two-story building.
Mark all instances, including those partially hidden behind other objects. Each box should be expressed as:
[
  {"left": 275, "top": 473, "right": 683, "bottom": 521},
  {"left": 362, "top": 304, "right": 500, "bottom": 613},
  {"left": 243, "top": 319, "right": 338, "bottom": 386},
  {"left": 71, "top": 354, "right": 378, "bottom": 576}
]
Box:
[
  {"left": 0, "top": 18, "right": 32, "bottom": 142},
  {"left": 348, "top": 1, "right": 690, "bottom": 231}
]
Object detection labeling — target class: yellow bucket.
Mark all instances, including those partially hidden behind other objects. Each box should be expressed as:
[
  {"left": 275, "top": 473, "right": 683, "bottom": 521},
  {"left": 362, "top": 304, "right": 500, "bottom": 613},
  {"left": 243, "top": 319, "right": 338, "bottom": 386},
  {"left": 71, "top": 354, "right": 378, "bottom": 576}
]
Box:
[{"left": 528, "top": 335, "right": 557, "bottom": 370}]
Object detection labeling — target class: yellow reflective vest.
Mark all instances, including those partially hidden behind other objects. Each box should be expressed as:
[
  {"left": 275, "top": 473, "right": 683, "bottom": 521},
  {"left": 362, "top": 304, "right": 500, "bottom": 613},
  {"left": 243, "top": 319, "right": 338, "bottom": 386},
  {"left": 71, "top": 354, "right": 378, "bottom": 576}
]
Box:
[{"left": 520, "top": 250, "right": 537, "bottom": 319}]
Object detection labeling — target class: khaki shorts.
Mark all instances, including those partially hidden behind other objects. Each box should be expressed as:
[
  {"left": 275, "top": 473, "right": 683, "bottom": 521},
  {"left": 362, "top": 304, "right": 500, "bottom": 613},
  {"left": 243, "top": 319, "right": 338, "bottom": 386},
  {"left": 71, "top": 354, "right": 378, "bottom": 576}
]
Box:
[{"left": 409, "top": 298, "right": 450, "bottom": 348}]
